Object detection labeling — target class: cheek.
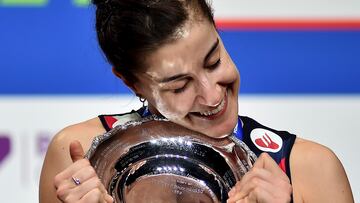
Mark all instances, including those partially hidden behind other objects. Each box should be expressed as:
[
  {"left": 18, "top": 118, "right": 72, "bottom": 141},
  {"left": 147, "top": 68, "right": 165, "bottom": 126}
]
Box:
[
  {"left": 150, "top": 88, "right": 193, "bottom": 120},
  {"left": 220, "top": 56, "right": 240, "bottom": 84},
  {"left": 219, "top": 43, "right": 239, "bottom": 80}
]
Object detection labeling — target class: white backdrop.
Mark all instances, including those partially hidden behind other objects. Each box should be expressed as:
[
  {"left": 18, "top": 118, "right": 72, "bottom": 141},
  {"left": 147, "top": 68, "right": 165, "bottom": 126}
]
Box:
[
  {"left": 213, "top": 0, "right": 360, "bottom": 18},
  {"left": 0, "top": 95, "right": 359, "bottom": 202}
]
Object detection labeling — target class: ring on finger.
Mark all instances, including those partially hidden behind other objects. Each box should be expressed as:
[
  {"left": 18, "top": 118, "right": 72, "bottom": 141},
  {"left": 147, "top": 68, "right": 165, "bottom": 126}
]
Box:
[{"left": 72, "top": 176, "right": 81, "bottom": 186}]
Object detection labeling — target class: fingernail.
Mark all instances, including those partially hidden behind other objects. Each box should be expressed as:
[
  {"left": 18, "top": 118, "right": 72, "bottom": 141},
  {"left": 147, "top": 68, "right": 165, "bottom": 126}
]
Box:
[
  {"left": 228, "top": 188, "right": 234, "bottom": 196},
  {"left": 108, "top": 195, "right": 114, "bottom": 203}
]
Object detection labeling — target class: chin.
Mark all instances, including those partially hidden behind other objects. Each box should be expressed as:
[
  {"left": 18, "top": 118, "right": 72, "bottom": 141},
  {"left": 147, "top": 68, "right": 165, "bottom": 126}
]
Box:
[
  {"left": 203, "top": 111, "right": 238, "bottom": 138},
  {"left": 188, "top": 90, "right": 239, "bottom": 138}
]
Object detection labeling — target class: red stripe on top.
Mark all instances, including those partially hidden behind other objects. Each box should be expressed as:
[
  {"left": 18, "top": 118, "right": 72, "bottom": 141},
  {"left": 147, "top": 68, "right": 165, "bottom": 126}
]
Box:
[
  {"left": 279, "top": 158, "right": 286, "bottom": 173},
  {"left": 104, "top": 116, "right": 117, "bottom": 129},
  {"left": 215, "top": 19, "right": 360, "bottom": 30}
]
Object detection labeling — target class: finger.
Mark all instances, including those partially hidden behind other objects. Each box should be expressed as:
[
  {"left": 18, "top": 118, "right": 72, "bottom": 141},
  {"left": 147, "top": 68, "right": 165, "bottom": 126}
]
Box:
[
  {"left": 79, "top": 188, "right": 103, "bottom": 203},
  {"left": 105, "top": 194, "right": 114, "bottom": 203},
  {"left": 228, "top": 186, "right": 236, "bottom": 197},
  {"left": 247, "top": 185, "right": 274, "bottom": 203},
  {"left": 54, "top": 159, "right": 91, "bottom": 188},
  {"left": 70, "top": 140, "right": 85, "bottom": 162},
  {"left": 72, "top": 165, "right": 98, "bottom": 187},
  {"left": 230, "top": 175, "right": 288, "bottom": 202},
  {"left": 72, "top": 176, "right": 107, "bottom": 201},
  {"left": 227, "top": 194, "right": 246, "bottom": 203},
  {"left": 253, "top": 153, "right": 289, "bottom": 182},
  {"left": 228, "top": 168, "right": 270, "bottom": 198},
  {"left": 56, "top": 181, "right": 75, "bottom": 201},
  {"left": 79, "top": 188, "right": 113, "bottom": 203},
  {"left": 56, "top": 177, "right": 78, "bottom": 194},
  {"left": 228, "top": 181, "right": 243, "bottom": 198},
  {"left": 228, "top": 164, "right": 290, "bottom": 201},
  {"left": 235, "top": 167, "right": 273, "bottom": 192},
  {"left": 229, "top": 184, "right": 276, "bottom": 203},
  {"left": 227, "top": 177, "right": 263, "bottom": 202},
  {"left": 56, "top": 175, "right": 99, "bottom": 202}
]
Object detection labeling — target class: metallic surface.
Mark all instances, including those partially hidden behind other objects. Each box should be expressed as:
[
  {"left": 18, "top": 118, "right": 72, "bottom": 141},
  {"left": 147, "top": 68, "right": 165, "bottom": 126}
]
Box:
[{"left": 86, "top": 115, "right": 257, "bottom": 203}]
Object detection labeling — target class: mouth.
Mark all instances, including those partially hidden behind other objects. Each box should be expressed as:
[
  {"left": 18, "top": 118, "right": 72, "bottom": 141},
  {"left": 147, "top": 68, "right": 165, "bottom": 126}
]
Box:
[{"left": 190, "top": 91, "right": 228, "bottom": 120}]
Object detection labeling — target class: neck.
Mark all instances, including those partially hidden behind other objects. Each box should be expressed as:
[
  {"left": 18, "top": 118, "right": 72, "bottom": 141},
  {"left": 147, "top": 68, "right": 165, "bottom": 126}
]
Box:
[{"left": 148, "top": 103, "right": 161, "bottom": 116}]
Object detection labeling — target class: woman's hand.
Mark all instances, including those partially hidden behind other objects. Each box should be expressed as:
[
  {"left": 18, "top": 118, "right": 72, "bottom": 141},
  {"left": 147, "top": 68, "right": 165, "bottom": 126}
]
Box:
[
  {"left": 227, "top": 153, "right": 292, "bottom": 203},
  {"left": 54, "top": 140, "right": 113, "bottom": 203}
]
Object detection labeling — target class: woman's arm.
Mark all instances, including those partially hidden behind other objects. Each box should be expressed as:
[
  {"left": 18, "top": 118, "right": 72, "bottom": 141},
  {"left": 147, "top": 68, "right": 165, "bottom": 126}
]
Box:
[
  {"left": 39, "top": 126, "right": 76, "bottom": 203},
  {"left": 291, "top": 138, "right": 354, "bottom": 203},
  {"left": 39, "top": 118, "right": 112, "bottom": 203},
  {"left": 227, "top": 137, "right": 354, "bottom": 203}
]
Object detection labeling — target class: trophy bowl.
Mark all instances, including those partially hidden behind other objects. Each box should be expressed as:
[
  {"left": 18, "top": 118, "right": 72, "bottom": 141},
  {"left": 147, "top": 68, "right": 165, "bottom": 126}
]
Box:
[{"left": 85, "top": 115, "right": 257, "bottom": 203}]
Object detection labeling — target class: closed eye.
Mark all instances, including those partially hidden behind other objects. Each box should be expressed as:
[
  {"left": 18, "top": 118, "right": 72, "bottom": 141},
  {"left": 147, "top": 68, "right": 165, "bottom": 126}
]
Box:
[
  {"left": 207, "top": 58, "right": 221, "bottom": 70},
  {"left": 173, "top": 82, "right": 188, "bottom": 94}
]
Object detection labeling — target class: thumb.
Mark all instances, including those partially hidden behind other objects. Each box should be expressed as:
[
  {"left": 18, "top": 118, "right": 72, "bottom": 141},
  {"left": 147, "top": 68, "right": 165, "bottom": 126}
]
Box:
[
  {"left": 253, "top": 153, "right": 289, "bottom": 182},
  {"left": 69, "top": 140, "right": 85, "bottom": 163}
]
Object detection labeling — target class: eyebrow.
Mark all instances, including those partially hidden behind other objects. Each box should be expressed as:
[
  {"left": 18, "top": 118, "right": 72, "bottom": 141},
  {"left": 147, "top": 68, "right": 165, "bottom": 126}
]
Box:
[
  {"left": 159, "top": 38, "right": 219, "bottom": 83},
  {"left": 159, "top": 74, "right": 189, "bottom": 83}
]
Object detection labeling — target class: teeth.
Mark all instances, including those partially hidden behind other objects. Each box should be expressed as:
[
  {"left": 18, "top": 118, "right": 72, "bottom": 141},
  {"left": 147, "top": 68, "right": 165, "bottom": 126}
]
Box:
[{"left": 199, "top": 98, "right": 225, "bottom": 116}]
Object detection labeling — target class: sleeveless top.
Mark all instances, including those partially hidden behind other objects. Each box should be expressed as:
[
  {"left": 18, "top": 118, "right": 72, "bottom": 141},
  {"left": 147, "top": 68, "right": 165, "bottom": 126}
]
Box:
[{"left": 98, "top": 107, "right": 297, "bottom": 182}]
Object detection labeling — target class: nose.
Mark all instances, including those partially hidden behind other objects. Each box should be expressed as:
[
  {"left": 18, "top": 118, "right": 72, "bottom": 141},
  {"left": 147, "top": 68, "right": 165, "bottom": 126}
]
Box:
[{"left": 196, "top": 77, "right": 222, "bottom": 107}]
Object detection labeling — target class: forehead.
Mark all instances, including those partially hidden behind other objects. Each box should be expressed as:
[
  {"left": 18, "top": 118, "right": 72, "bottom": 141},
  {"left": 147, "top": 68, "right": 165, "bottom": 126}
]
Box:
[{"left": 144, "top": 20, "right": 218, "bottom": 79}]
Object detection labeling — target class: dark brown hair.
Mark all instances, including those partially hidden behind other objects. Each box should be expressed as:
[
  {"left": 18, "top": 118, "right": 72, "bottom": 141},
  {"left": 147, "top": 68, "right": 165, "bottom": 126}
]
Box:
[{"left": 92, "top": 0, "right": 215, "bottom": 83}]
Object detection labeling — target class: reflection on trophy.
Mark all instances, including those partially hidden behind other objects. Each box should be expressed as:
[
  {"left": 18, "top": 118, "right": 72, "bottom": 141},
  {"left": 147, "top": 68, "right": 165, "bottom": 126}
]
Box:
[{"left": 86, "top": 115, "right": 257, "bottom": 203}]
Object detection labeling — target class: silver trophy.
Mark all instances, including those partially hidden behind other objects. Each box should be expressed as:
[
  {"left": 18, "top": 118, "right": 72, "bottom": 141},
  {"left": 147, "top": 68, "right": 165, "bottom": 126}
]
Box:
[{"left": 86, "top": 115, "right": 257, "bottom": 203}]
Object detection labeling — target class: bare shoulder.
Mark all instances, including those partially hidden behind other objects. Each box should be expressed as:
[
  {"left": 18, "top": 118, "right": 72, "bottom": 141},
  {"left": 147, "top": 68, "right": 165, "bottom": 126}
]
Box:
[
  {"left": 290, "top": 138, "right": 354, "bottom": 203},
  {"left": 49, "top": 117, "right": 106, "bottom": 156},
  {"left": 39, "top": 117, "right": 106, "bottom": 203}
]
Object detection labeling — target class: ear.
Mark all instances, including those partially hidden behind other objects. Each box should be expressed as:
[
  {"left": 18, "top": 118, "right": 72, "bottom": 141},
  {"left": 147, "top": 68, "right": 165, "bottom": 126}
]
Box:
[{"left": 112, "top": 67, "right": 142, "bottom": 95}]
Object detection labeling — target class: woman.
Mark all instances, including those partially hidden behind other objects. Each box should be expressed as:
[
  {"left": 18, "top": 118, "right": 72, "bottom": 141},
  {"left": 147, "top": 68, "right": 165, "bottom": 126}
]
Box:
[{"left": 39, "top": 0, "right": 354, "bottom": 202}]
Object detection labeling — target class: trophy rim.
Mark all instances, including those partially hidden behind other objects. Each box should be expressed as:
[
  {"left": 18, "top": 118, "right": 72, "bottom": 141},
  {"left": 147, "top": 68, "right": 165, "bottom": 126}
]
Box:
[{"left": 85, "top": 114, "right": 258, "bottom": 203}]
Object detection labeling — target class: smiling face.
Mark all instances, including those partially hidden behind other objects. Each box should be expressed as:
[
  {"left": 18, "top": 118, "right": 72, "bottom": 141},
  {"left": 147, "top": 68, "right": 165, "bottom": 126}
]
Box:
[{"left": 133, "top": 19, "right": 240, "bottom": 138}]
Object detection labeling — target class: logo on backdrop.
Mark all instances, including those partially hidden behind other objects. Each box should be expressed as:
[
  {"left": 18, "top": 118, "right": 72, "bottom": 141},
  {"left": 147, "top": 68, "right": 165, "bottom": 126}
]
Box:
[
  {"left": 37, "top": 132, "right": 51, "bottom": 155},
  {"left": 250, "top": 128, "right": 282, "bottom": 153},
  {"left": 0, "top": 135, "right": 11, "bottom": 167}
]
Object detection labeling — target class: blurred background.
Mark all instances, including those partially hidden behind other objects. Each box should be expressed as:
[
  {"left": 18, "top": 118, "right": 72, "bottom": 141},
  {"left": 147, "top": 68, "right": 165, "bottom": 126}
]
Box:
[{"left": 0, "top": 0, "right": 359, "bottom": 202}]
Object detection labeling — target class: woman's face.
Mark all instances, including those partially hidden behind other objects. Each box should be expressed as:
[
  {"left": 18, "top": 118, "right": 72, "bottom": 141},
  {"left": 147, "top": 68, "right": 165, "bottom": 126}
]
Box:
[{"left": 134, "top": 19, "right": 240, "bottom": 138}]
